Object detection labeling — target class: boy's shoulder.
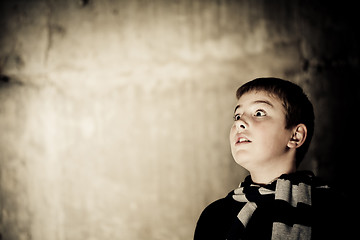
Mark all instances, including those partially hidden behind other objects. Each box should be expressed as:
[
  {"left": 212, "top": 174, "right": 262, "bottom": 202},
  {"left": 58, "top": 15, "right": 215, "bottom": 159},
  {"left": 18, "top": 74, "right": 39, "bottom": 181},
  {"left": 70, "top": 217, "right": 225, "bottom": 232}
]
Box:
[
  {"left": 198, "top": 190, "right": 243, "bottom": 218},
  {"left": 310, "top": 174, "right": 347, "bottom": 205},
  {"left": 310, "top": 174, "right": 356, "bottom": 239},
  {"left": 194, "top": 191, "right": 245, "bottom": 240}
]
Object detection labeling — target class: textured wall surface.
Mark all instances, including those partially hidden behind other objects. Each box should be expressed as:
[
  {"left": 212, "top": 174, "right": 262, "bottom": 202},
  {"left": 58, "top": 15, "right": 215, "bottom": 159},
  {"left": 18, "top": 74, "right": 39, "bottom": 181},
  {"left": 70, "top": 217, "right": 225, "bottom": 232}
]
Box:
[{"left": 0, "top": 0, "right": 359, "bottom": 239}]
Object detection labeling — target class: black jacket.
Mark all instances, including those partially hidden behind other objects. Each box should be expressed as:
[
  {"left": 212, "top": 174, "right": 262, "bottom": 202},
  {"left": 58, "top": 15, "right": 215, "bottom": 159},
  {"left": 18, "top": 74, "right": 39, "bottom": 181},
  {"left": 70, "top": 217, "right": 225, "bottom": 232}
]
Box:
[{"left": 194, "top": 177, "right": 352, "bottom": 240}]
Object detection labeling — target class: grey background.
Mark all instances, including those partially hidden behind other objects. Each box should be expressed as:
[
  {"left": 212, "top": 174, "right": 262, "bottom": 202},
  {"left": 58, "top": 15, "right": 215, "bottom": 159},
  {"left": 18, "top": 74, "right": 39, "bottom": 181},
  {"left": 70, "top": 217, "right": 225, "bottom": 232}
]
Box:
[{"left": 0, "top": 0, "right": 359, "bottom": 239}]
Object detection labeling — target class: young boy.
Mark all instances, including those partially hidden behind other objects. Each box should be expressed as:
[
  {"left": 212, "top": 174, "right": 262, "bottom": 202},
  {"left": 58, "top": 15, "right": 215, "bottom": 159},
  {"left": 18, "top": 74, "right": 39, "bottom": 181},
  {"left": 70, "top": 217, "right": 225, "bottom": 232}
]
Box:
[{"left": 194, "top": 78, "right": 349, "bottom": 240}]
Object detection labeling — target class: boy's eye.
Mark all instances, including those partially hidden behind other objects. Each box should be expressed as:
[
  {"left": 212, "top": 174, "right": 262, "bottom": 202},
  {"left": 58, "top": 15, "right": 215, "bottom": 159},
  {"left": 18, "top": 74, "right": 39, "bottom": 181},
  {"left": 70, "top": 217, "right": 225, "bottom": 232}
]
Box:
[
  {"left": 254, "top": 110, "right": 266, "bottom": 117},
  {"left": 233, "top": 114, "right": 241, "bottom": 121}
]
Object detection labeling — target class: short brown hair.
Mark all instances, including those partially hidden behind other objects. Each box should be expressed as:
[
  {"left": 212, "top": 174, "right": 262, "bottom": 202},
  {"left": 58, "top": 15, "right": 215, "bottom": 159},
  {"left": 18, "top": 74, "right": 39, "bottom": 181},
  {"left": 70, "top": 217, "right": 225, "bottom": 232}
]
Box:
[{"left": 236, "top": 78, "right": 315, "bottom": 166}]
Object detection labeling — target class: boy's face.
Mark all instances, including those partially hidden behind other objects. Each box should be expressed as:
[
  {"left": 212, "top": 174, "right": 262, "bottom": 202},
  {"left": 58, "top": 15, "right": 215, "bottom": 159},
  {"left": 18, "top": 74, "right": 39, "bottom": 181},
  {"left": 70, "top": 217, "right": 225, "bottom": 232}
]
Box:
[{"left": 229, "top": 91, "right": 293, "bottom": 170}]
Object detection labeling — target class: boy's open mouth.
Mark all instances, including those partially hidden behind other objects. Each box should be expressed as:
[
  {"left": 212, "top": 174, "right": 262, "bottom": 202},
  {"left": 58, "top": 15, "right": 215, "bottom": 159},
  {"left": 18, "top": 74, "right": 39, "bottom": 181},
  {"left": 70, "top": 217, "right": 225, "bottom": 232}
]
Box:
[{"left": 235, "top": 136, "right": 251, "bottom": 145}]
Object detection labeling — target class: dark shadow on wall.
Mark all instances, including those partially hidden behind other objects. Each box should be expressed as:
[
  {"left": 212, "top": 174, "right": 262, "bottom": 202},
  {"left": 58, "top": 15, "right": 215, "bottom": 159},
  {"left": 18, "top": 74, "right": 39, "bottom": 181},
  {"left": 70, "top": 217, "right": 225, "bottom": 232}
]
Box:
[{"left": 296, "top": 0, "right": 360, "bottom": 197}]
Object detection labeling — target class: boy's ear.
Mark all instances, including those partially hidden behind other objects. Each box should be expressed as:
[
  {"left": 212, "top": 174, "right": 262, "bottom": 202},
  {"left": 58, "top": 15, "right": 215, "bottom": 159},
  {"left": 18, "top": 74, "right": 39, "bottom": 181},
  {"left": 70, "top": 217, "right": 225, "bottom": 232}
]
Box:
[{"left": 287, "top": 124, "right": 307, "bottom": 149}]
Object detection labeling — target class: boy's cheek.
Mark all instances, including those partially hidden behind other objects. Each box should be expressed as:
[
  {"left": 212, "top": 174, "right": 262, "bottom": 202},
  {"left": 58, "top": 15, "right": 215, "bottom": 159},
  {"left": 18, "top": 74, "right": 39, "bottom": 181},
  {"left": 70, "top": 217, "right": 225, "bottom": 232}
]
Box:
[{"left": 229, "top": 124, "right": 237, "bottom": 138}]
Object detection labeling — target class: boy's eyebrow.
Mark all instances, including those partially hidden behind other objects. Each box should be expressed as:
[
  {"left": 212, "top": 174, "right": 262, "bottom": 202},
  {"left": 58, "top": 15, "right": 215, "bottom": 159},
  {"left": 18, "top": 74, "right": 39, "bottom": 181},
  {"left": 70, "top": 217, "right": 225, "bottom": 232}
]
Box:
[
  {"left": 234, "top": 100, "right": 274, "bottom": 113},
  {"left": 253, "top": 100, "right": 274, "bottom": 107}
]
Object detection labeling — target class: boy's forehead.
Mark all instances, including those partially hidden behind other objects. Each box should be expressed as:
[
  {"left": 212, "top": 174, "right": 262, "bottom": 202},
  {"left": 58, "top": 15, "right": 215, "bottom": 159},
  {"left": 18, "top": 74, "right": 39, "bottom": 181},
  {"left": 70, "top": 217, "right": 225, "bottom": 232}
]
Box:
[{"left": 235, "top": 90, "right": 284, "bottom": 110}]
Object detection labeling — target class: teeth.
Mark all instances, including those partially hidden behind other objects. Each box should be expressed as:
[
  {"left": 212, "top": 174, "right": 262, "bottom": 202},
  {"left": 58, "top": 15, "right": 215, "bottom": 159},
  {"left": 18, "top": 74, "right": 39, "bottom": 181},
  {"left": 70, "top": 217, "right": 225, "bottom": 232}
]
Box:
[{"left": 238, "top": 138, "right": 250, "bottom": 143}]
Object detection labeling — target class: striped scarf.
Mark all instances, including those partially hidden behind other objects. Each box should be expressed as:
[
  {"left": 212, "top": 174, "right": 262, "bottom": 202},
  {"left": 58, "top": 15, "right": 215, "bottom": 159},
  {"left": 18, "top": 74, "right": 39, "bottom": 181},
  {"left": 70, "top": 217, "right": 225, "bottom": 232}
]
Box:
[{"left": 228, "top": 171, "right": 323, "bottom": 240}]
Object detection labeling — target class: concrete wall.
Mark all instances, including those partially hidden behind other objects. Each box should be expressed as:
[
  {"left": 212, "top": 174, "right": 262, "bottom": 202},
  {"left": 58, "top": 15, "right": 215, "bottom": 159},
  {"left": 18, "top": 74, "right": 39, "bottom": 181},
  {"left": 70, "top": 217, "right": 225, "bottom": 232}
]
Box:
[{"left": 0, "top": 0, "right": 359, "bottom": 239}]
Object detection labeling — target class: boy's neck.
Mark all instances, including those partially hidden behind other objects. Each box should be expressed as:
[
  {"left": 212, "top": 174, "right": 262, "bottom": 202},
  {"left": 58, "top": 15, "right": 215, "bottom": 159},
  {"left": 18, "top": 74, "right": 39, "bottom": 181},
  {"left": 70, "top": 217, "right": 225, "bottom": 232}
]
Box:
[{"left": 249, "top": 163, "right": 296, "bottom": 185}]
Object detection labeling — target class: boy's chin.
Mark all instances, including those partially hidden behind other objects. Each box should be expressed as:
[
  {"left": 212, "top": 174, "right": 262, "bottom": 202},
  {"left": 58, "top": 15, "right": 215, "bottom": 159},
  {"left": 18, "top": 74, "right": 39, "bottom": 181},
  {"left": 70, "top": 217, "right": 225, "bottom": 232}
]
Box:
[
  {"left": 233, "top": 157, "right": 251, "bottom": 170},
  {"left": 232, "top": 151, "right": 252, "bottom": 164}
]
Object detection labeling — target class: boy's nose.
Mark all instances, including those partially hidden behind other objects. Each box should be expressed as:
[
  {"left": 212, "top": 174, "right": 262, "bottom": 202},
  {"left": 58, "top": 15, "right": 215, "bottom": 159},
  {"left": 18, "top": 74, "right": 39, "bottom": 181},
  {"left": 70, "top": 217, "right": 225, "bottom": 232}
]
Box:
[{"left": 236, "top": 120, "right": 246, "bottom": 131}]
